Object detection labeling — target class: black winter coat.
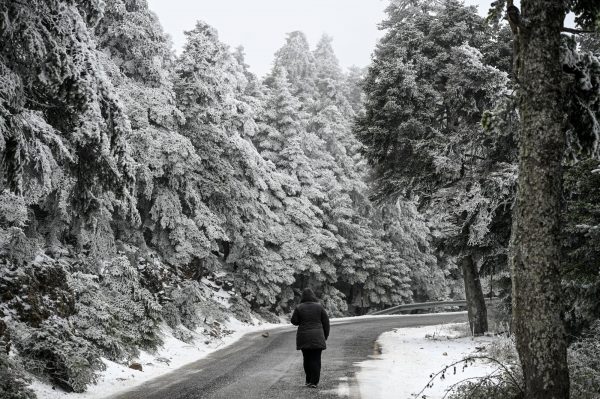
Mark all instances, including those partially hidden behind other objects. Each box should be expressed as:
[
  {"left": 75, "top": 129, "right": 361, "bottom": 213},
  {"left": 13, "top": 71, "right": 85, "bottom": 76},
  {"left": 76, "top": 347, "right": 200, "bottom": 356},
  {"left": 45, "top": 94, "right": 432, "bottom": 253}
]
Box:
[{"left": 291, "top": 301, "right": 330, "bottom": 350}]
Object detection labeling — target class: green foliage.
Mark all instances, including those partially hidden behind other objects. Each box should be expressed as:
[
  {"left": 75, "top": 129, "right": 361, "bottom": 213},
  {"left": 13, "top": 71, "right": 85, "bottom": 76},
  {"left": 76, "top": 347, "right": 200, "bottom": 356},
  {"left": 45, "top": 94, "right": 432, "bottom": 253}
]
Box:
[
  {"left": 569, "top": 321, "right": 600, "bottom": 398},
  {"left": 13, "top": 316, "right": 105, "bottom": 393},
  {"left": 164, "top": 280, "right": 212, "bottom": 332},
  {"left": 562, "top": 35, "right": 600, "bottom": 161},
  {"left": 0, "top": 351, "right": 36, "bottom": 399},
  {"left": 0, "top": 256, "right": 75, "bottom": 327},
  {"left": 567, "top": 0, "right": 600, "bottom": 30},
  {"left": 449, "top": 376, "right": 522, "bottom": 399},
  {"left": 356, "top": 0, "right": 516, "bottom": 302},
  {"left": 70, "top": 256, "right": 163, "bottom": 361},
  {"left": 562, "top": 160, "right": 600, "bottom": 335}
]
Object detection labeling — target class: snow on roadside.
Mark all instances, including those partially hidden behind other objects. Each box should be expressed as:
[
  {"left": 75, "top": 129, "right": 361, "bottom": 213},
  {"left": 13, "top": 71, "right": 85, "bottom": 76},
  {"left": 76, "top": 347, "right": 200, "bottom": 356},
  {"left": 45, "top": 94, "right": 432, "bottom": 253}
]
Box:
[
  {"left": 28, "top": 318, "right": 282, "bottom": 399},
  {"left": 355, "top": 323, "right": 497, "bottom": 399}
]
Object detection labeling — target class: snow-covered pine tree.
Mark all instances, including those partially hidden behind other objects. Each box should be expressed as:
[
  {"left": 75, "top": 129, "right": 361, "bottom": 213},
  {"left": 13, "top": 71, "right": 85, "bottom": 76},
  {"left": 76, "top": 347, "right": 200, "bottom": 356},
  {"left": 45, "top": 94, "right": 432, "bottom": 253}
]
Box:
[
  {"left": 271, "top": 31, "right": 318, "bottom": 106},
  {"left": 174, "top": 22, "right": 299, "bottom": 309},
  {"left": 311, "top": 36, "right": 416, "bottom": 309},
  {"left": 356, "top": 0, "right": 517, "bottom": 332},
  {"left": 256, "top": 66, "right": 344, "bottom": 308},
  {"left": 263, "top": 32, "right": 427, "bottom": 311},
  {"left": 93, "top": 1, "right": 236, "bottom": 348},
  {"left": 0, "top": 0, "right": 143, "bottom": 391},
  {"left": 96, "top": 0, "right": 218, "bottom": 269}
]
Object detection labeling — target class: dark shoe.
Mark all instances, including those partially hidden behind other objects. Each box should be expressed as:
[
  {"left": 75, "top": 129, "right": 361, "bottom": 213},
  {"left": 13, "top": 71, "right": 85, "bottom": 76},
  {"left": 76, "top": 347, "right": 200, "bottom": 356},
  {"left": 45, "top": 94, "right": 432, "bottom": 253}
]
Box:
[{"left": 309, "top": 384, "right": 318, "bottom": 388}]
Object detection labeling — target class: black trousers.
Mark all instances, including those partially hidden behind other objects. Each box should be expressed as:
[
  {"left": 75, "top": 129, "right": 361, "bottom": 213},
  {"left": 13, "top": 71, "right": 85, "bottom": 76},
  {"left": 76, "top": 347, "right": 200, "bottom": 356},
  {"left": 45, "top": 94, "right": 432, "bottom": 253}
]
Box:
[{"left": 301, "top": 349, "right": 323, "bottom": 385}]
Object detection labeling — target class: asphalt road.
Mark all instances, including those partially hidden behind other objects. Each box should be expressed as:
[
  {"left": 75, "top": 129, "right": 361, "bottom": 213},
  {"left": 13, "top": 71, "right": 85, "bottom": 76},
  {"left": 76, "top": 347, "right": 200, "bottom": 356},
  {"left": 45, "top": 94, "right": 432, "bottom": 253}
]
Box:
[{"left": 110, "top": 312, "right": 468, "bottom": 399}]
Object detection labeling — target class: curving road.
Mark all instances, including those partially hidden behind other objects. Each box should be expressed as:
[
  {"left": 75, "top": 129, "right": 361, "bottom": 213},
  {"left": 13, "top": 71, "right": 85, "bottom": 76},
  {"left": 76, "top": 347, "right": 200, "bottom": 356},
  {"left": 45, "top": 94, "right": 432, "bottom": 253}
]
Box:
[{"left": 109, "top": 312, "right": 468, "bottom": 399}]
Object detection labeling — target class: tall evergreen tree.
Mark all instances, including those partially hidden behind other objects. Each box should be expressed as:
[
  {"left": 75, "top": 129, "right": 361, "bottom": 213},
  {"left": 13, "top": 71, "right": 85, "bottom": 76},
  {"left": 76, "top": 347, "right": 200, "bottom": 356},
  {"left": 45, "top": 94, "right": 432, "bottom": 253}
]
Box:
[
  {"left": 271, "top": 31, "right": 317, "bottom": 105},
  {"left": 356, "top": 0, "right": 516, "bottom": 333},
  {"left": 173, "top": 22, "right": 301, "bottom": 308},
  {"left": 264, "top": 32, "right": 425, "bottom": 310}
]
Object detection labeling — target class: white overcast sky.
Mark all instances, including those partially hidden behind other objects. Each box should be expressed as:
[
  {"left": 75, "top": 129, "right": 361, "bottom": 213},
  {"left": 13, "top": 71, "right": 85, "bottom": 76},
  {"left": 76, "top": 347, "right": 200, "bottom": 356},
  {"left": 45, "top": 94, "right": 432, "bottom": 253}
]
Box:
[{"left": 146, "top": 0, "right": 495, "bottom": 77}]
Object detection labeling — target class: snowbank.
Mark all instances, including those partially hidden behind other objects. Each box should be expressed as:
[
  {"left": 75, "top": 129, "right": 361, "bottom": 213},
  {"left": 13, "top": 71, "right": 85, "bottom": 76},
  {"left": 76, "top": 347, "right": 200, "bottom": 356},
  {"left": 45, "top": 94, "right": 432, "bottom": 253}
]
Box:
[
  {"left": 28, "top": 318, "right": 281, "bottom": 399},
  {"left": 355, "top": 323, "right": 497, "bottom": 399}
]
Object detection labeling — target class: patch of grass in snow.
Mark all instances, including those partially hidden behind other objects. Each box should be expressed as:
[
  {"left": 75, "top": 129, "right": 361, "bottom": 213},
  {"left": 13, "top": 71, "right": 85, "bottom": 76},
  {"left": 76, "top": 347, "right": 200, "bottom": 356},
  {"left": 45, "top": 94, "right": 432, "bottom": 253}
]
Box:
[
  {"left": 424, "top": 322, "right": 471, "bottom": 340},
  {"left": 417, "top": 324, "right": 525, "bottom": 399},
  {"left": 432, "top": 330, "right": 523, "bottom": 399},
  {"left": 485, "top": 334, "right": 518, "bottom": 364},
  {"left": 447, "top": 370, "right": 524, "bottom": 399},
  {"left": 419, "top": 355, "right": 524, "bottom": 399},
  {"left": 445, "top": 323, "right": 472, "bottom": 338},
  {"left": 487, "top": 300, "right": 512, "bottom": 335}
]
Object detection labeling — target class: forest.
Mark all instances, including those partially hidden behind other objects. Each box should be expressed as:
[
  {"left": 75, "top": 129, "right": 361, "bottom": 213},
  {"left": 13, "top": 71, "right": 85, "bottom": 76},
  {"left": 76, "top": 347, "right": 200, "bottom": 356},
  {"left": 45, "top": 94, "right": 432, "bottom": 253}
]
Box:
[{"left": 0, "top": 0, "right": 599, "bottom": 398}]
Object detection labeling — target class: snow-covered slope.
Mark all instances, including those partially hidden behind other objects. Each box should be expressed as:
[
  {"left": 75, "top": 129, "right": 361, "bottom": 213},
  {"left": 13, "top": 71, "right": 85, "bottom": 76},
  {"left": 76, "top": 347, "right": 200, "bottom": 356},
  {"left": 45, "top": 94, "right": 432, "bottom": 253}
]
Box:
[{"left": 29, "top": 319, "right": 280, "bottom": 399}]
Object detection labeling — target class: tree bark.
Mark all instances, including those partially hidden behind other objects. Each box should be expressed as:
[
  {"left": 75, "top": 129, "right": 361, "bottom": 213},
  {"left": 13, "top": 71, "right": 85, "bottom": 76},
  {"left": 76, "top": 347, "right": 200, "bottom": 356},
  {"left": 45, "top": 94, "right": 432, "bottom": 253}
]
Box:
[
  {"left": 510, "top": 1, "right": 570, "bottom": 397},
  {"left": 460, "top": 255, "right": 488, "bottom": 335}
]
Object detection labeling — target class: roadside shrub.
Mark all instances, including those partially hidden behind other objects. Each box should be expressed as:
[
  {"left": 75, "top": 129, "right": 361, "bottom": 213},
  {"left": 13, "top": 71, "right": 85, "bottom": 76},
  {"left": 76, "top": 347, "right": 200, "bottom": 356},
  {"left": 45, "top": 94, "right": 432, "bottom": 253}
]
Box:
[
  {"left": 449, "top": 321, "right": 600, "bottom": 399},
  {"left": 485, "top": 334, "right": 519, "bottom": 364},
  {"left": 69, "top": 272, "right": 129, "bottom": 360},
  {"left": 449, "top": 376, "right": 522, "bottom": 399},
  {"left": 447, "top": 337, "right": 523, "bottom": 399},
  {"left": 12, "top": 317, "right": 104, "bottom": 393},
  {"left": 229, "top": 294, "right": 255, "bottom": 324},
  {"left": 163, "top": 279, "right": 229, "bottom": 342},
  {"left": 0, "top": 255, "right": 75, "bottom": 328},
  {"left": 0, "top": 351, "right": 36, "bottom": 399},
  {"left": 164, "top": 280, "right": 205, "bottom": 331},
  {"left": 70, "top": 256, "right": 163, "bottom": 361},
  {"left": 569, "top": 321, "right": 600, "bottom": 399},
  {"left": 319, "top": 285, "right": 348, "bottom": 317},
  {"left": 487, "top": 297, "right": 512, "bottom": 334}
]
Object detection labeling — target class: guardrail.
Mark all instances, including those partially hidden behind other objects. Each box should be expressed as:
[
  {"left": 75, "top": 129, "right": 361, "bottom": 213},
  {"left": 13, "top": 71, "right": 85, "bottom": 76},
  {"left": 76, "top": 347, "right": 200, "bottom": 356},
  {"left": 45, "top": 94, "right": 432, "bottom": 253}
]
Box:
[{"left": 368, "top": 297, "right": 501, "bottom": 315}]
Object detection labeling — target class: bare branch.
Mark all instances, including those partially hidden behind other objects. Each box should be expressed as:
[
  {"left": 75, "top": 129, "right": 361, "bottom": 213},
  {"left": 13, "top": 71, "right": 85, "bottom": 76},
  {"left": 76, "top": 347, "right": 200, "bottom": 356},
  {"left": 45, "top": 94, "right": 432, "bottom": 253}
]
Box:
[
  {"left": 561, "top": 27, "right": 597, "bottom": 35},
  {"left": 415, "top": 355, "right": 524, "bottom": 398}
]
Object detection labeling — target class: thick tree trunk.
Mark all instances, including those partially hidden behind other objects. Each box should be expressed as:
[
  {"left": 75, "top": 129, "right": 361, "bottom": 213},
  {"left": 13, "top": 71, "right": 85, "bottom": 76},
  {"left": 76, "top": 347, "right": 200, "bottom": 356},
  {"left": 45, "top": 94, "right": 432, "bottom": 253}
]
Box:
[
  {"left": 460, "top": 255, "right": 488, "bottom": 335},
  {"left": 510, "top": 1, "right": 570, "bottom": 397}
]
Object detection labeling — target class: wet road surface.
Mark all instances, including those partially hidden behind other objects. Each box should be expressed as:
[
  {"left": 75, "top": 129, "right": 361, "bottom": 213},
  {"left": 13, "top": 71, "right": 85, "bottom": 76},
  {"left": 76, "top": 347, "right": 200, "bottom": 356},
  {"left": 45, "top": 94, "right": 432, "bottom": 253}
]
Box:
[{"left": 109, "top": 312, "right": 468, "bottom": 399}]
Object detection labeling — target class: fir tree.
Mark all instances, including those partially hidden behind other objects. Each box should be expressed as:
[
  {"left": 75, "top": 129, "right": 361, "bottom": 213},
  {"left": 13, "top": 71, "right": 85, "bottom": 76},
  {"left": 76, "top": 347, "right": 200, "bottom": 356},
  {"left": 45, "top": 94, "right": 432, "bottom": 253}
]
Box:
[{"left": 356, "top": 0, "right": 516, "bottom": 333}]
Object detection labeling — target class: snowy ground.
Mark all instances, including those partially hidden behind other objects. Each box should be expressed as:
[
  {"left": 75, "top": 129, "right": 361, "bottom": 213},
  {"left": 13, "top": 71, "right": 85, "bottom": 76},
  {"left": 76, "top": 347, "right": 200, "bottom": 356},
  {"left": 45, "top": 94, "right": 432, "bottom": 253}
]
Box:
[
  {"left": 355, "top": 323, "right": 497, "bottom": 399},
  {"left": 28, "top": 312, "right": 498, "bottom": 399},
  {"left": 29, "top": 318, "right": 281, "bottom": 399}
]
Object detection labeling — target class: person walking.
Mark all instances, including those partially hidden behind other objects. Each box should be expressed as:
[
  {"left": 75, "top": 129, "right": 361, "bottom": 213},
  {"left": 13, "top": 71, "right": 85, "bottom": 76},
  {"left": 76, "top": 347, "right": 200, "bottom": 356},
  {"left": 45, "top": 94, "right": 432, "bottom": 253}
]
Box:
[{"left": 291, "top": 288, "right": 330, "bottom": 388}]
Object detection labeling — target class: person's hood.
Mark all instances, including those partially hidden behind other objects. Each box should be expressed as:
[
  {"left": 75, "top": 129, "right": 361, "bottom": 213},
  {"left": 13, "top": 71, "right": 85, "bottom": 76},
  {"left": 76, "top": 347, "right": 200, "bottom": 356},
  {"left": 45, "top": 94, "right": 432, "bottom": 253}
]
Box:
[{"left": 300, "top": 288, "right": 319, "bottom": 303}]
